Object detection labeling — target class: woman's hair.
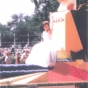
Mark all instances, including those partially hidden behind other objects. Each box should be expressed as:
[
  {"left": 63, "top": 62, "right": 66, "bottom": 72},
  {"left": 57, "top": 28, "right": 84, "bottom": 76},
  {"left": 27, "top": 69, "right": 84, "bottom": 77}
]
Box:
[
  {"left": 4, "top": 50, "right": 10, "bottom": 56},
  {"left": 42, "top": 21, "right": 49, "bottom": 26}
]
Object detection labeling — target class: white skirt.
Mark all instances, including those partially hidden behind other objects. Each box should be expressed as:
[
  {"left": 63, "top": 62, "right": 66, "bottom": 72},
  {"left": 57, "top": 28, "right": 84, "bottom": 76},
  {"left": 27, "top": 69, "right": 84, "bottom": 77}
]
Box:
[{"left": 25, "top": 40, "right": 57, "bottom": 67}]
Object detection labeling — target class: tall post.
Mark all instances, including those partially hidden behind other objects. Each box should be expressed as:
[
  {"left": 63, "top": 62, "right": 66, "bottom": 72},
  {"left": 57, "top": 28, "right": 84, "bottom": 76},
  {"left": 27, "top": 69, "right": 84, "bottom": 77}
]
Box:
[
  {"left": 0, "top": 33, "right": 1, "bottom": 46},
  {"left": 28, "top": 33, "right": 29, "bottom": 45},
  {"left": 14, "top": 33, "right": 16, "bottom": 47}
]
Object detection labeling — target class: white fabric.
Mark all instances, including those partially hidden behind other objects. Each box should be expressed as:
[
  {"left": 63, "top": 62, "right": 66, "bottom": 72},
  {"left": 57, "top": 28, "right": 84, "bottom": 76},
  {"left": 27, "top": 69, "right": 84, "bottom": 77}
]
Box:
[
  {"left": 42, "top": 31, "right": 52, "bottom": 41},
  {"left": 57, "top": 3, "right": 67, "bottom": 11},
  {"left": 5, "top": 56, "right": 11, "bottom": 64},
  {"left": 25, "top": 31, "right": 57, "bottom": 67},
  {"left": 57, "top": 0, "right": 76, "bottom": 11}
]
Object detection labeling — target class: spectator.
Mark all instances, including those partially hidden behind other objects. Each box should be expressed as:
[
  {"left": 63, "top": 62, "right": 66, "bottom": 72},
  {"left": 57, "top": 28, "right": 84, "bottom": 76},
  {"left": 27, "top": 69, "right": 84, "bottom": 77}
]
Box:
[
  {"left": 14, "top": 52, "right": 20, "bottom": 64},
  {"left": 4, "top": 50, "right": 11, "bottom": 64},
  {"left": 0, "top": 48, "right": 3, "bottom": 57},
  {"left": 11, "top": 45, "right": 15, "bottom": 55},
  {"left": 20, "top": 49, "right": 29, "bottom": 64}
]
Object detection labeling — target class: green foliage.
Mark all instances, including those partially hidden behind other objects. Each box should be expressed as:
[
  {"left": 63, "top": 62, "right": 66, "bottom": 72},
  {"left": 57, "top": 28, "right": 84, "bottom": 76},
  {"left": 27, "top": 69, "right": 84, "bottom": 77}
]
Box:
[
  {"left": 31, "top": 0, "right": 59, "bottom": 20},
  {"left": 0, "top": 24, "right": 11, "bottom": 38}
]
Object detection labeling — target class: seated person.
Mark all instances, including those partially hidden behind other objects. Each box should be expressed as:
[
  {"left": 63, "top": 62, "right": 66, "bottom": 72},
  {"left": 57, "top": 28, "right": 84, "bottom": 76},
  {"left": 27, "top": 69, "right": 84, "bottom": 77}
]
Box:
[
  {"left": 14, "top": 52, "right": 21, "bottom": 64},
  {"left": 20, "top": 49, "right": 30, "bottom": 64},
  {"left": 25, "top": 21, "right": 57, "bottom": 68}
]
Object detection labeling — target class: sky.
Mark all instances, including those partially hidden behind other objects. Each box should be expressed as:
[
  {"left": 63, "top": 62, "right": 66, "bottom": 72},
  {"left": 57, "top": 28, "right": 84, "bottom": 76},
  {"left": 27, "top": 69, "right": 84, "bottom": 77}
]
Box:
[{"left": 0, "top": 0, "right": 35, "bottom": 25}]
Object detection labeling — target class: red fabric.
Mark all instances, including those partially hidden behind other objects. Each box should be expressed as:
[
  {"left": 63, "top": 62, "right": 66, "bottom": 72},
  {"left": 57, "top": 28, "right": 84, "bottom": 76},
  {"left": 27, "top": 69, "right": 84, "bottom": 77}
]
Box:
[
  {"left": 67, "top": 4, "right": 74, "bottom": 10},
  {"left": 48, "top": 62, "right": 88, "bottom": 82}
]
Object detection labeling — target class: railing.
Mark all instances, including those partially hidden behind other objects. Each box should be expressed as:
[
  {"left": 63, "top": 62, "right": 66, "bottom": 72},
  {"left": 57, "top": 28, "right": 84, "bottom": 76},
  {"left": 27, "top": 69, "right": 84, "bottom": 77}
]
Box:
[{"left": 0, "top": 33, "right": 42, "bottom": 48}]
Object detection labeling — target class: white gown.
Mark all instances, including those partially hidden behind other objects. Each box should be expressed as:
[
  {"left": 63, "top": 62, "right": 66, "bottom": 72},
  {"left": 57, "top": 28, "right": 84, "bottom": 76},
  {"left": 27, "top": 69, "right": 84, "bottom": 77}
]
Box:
[{"left": 25, "top": 31, "right": 57, "bottom": 67}]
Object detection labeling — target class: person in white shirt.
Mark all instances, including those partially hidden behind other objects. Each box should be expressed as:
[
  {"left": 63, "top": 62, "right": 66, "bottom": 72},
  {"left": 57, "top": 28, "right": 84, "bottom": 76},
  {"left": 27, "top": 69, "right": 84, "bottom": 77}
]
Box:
[
  {"left": 20, "top": 49, "right": 29, "bottom": 64},
  {"left": 4, "top": 50, "right": 11, "bottom": 64},
  {"left": 25, "top": 21, "right": 57, "bottom": 67}
]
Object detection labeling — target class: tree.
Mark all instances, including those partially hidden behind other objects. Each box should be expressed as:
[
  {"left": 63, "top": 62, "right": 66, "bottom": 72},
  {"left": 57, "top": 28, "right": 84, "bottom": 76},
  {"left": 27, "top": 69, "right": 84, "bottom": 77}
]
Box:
[
  {"left": 0, "top": 23, "right": 13, "bottom": 47},
  {"left": 31, "top": 0, "right": 59, "bottom": 20},
  {"left": 0, "top": 24, "right": 9, "bottom": 36},
  {"left": 7, "top": 13, "right": 42, "bottom": 46}
]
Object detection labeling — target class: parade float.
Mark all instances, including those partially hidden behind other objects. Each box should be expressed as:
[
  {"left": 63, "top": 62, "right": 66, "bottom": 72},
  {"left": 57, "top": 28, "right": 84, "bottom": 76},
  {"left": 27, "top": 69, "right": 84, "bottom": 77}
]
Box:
[{"left": 0, "top": 0, "right": 88, "bottom": 88}]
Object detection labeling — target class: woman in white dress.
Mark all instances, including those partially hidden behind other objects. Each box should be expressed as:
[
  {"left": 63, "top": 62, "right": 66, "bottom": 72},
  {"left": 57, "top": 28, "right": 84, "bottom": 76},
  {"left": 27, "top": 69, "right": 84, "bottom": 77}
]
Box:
[
  {"left": 57, "top": 0, "right": 77, "bottom": 11},
  {"left": 25, "top": 21, "right": 57, "bottom": 68}
]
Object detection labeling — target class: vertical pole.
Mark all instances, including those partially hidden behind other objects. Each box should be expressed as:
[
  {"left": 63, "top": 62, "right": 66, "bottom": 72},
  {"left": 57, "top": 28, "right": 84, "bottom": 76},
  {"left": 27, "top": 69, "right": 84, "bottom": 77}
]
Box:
[
  {"left": 14, "top": 33, "right": 16, "bottom": 47},
  {"left": 0, "top": 33, "right": 1, "bottom": 46},
  {"left": 28, "top": 33, "right": 29, "bottom": 45}
]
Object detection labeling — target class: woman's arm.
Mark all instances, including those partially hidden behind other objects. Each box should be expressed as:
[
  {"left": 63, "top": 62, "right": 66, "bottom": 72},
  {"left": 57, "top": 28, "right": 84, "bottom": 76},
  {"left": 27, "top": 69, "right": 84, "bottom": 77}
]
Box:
[{"left": 49, "top": 29, "right": 52, "bottom": 35}]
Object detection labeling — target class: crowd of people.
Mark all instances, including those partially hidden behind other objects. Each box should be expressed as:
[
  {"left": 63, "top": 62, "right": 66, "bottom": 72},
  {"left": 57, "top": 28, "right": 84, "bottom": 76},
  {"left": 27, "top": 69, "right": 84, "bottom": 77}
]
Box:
[{"left": 0, "top": 45, "right": 32, "bottom": 64}]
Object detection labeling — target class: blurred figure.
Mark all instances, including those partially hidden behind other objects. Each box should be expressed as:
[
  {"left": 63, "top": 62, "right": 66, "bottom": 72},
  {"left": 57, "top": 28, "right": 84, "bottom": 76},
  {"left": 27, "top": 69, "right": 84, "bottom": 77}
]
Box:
[
  {"left": 14, "top": 52, "right": 20, "bottom": 64},
  {"left": 11, "top": 45, "right": 15, "bottom": 55},
  {"left": 24, "top": 44, "right": 29, "bottom": 49},
  {"left": 0, "top": 48, "right": 3, "bottom": 57},
  {"left": 0, "top": 49, "right": 10, "bottom": 64},
  {"left": 20, "top": 49, "right": 29, "bottom": 64},
  {"left": 0, "top": 51, "right": 6, "bottom": 64},
  {"left": 4, "top": 48, "right": 9, "bottom": 51},
  {"left": 4, "top": 50, "right": 11, "bottom": 64}
]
